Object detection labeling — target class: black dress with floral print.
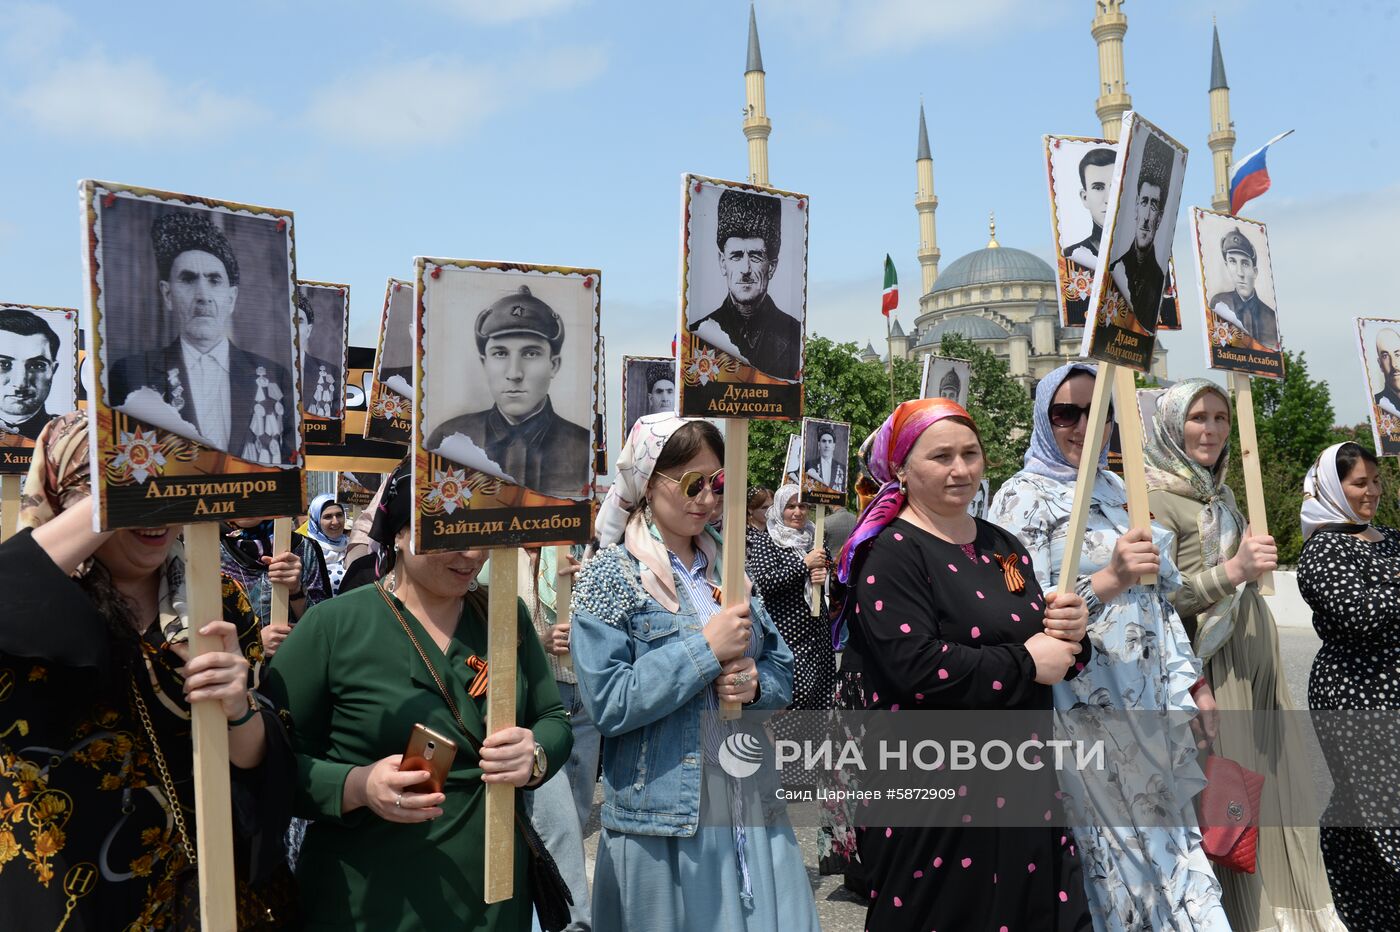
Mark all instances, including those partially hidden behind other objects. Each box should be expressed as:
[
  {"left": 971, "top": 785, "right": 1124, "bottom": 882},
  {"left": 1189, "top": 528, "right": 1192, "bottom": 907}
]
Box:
[{"left": 0, "top": 530, "right": 294, "bottom": 931}]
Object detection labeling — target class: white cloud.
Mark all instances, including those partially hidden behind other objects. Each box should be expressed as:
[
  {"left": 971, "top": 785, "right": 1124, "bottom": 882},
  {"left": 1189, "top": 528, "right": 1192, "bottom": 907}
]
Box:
[
  {"left": 0, "top": 2, "right": 73, "bottom": 61},
  {"left": 768, "top": 0, "right": 1050, "bottom": 54},
  {"left": 305, "top": 47, "right": 606, "bottom": 148},
  {"left": 426, "top": 0, "right": 582, "bottom": 24},
  {"left": 9, "top": 53, "right": 265, "bottom": 140}
]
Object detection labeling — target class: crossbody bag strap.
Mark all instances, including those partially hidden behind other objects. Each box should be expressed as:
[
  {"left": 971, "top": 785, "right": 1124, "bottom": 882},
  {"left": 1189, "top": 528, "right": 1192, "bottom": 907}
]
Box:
[{"left": 375, "top": 582, "right": 482, "bottom": 754}]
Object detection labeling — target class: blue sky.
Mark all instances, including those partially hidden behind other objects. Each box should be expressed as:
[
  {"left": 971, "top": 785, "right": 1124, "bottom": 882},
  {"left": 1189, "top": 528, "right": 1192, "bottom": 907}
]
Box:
[{"left": 2, "top": 0, "right": 1396, "bottom": 442}]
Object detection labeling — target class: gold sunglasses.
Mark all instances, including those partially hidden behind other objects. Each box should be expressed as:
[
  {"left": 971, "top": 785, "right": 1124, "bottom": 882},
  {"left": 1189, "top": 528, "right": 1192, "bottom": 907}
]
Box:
[{"left": 654, "top": 468, "right": 725, "bottom": 498}]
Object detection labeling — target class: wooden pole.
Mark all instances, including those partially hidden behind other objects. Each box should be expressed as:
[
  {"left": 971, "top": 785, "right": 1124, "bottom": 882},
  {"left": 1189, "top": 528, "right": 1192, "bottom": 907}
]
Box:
[
  {"left": 483, "top": 549, "right": 519, "bottom": 903},
  {"left": 1111, "top": 366, "right": 1157, "bottom": 586},
  {"left": 0, "top": 474, "right": 19, "bottom": 542},
  {"left": 183, "top": 522, "right": 238, "bottom": 932},
  {"left": 553, "top": 545, "right": 574, "bottom": 672},
  {"left": 809, "top": 506, "right": 825, "bottom": 616},
  {"left": 1231, "top": 371, "right": 1275, "bottom": 595},
  {"left": 267, "top": 517, "right": 293, "bottom": 628},
  {"left": 1056, "top": 369, "right": 1115, "bottom": 593},
  {"left": 720, "top": 420, "right": 748, "bottom": 720}
]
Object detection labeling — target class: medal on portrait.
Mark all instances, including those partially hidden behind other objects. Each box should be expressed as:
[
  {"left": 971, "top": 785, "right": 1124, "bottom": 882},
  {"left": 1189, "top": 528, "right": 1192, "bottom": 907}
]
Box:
[
  {"left": 80, "top": 180, "right": 304, "bottom": 528},
  {"left": 1075, "top": 116, "right": 1189, "bottom": 371},
  {"left": 412, "top": 258, "right": 600, "bottom": 551},
  {"left": 0, "top": 303, "right": 78, "bottom": 474},
  {"left": 677, "top": 174, "right": 807, "bottom": 420},
  {"left": 1189, "top": 208, "right": 1286, "bottom": 379},
  {"left": 1355, "top": 318, "right": 1400, "bottom": 456}
]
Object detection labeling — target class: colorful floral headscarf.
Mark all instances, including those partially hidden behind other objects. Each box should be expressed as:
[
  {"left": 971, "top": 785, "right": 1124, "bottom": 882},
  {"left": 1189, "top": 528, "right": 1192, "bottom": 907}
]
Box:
[{"left": 831, "top": 398, "right": 972, "bottom": 648}]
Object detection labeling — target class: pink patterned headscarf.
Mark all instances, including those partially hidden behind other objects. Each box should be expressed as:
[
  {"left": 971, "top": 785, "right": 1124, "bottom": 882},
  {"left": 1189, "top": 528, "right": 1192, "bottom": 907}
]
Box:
[{"left": 832, "top": 397, "right": 974, "bottom": 647}]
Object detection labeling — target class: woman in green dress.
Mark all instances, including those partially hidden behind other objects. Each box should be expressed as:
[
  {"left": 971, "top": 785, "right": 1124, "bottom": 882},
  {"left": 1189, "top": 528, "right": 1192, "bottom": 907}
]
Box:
[{"left": 264, "top": 464, "right": 573, "bottom": 931}]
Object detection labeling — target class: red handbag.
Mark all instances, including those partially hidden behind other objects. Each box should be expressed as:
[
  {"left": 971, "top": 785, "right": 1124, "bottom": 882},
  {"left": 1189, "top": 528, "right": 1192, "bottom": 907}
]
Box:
[{"left": 1197, "top": 755, "right": 1265, "bottom": 873}]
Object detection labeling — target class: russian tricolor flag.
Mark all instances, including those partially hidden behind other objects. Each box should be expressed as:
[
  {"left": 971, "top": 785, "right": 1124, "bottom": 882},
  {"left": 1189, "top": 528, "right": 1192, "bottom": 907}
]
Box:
[{"left": 1228, "top": 129, "right": 1294, "bottom": 215}]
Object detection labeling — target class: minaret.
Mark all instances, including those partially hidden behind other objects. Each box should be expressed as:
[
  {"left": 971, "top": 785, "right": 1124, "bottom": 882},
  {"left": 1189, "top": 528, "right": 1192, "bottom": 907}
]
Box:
[
  {"left": 915, "top": 102, "right": 941, "bottom": 298},
  {"left": 743, "top": 4, "right": 771, "bottom": 186},
  {"left": 1208, "top": 23, "right": 1236, "bottom": 212},
  {"left": 1092, "top": 0, "right": 1132, "bottom": 141}
]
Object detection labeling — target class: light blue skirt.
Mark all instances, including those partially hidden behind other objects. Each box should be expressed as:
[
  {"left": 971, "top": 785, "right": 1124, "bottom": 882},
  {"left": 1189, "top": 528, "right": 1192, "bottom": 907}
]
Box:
[{"left": 591, "top": 769, "right": 820, "bottom": 932}]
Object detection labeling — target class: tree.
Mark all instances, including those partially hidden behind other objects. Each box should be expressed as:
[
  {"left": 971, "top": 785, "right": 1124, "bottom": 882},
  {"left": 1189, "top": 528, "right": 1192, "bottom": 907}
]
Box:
[{"left": 744, "top": 333, "right": 1031, "bottom": 494}]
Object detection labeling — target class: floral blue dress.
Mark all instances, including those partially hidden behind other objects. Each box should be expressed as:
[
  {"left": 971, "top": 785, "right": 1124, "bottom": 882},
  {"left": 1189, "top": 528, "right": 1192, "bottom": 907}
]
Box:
[{"left": 989, "top": 470, "right": 1229, "bottom": 932}]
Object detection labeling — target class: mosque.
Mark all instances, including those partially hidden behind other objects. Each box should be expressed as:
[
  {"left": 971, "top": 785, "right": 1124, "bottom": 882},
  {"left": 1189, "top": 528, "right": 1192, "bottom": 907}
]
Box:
[{"left": 777, "top": 1, "right": 1240, "bottom": 390}]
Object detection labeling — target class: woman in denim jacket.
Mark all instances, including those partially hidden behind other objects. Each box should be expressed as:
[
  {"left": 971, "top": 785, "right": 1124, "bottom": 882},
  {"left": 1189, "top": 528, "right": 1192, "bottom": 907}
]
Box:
[{"left": 571, "top": 414, "right": 820, "bottom": 932}]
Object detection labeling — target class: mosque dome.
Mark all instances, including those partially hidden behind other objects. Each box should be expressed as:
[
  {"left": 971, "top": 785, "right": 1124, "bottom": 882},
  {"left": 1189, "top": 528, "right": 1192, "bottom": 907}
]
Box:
[
  {"left": 928, "top": 244, "right": 1055, "bottom": 296},
  {"left": 915, "top": 315, "right": 1010, "bottom": 345}
]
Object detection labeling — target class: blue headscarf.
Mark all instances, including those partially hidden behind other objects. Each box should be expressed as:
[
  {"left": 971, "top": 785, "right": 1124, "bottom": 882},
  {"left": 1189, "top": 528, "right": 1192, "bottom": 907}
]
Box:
[
  {"left": 1023, "top": 362, "right": 1122, "bottom": 503},
  {"left": 307, "top": 494, "right": 349, "bottom": 550}
]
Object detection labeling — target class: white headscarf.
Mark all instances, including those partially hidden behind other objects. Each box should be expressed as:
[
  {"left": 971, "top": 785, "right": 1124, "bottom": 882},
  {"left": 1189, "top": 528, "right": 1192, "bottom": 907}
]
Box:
[
  {"left": 765, "top": 483, "right": 814, "bottom": 552},
  {"left": 1301, "top": 442, "right": 1367, "bottom": 541}
]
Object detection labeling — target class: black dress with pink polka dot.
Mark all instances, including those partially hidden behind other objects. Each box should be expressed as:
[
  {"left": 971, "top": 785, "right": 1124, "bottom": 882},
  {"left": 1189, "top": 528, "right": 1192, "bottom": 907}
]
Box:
[
  {"left": 848, "top": 517, "right": 1092, "bottom": 932},
  {"left": 1298, "top": 525, "right": 1400, "bottom": 932}
]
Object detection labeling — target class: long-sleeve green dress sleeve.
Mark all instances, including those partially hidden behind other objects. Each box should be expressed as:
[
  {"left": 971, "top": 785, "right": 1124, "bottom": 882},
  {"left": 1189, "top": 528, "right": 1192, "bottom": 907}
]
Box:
[{"left": 263, "top": 582, "right": 570, "bottom": 932}]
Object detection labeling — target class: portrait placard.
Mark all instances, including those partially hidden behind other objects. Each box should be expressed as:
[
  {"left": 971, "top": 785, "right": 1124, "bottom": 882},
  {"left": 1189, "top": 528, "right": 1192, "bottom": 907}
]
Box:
[
  {"left": 298, "top": 280, "right": 349, "bottom": 447},
  {"left": 622, "top": 355, "right": 676, "bottom": 444},
  {"left": 1189, "top": 208, "right": 1285, "bottom": 379},
  {"left": 678, "top": 174, "right": 807, "bottom": 420},
  {"left": 0, "top": 303, "right": 79, "bottom": 474},
  {"left": 920, "top": 354, "right": 971, "bottom": 408},
  {"left": 1077, "top": 115, "right": 1189, "bottom": 371},
  {"left": 1355, "top": 318, "right": 1400, "bottom": 456},
  {"left": 80, "top": 180, "right": 303, "bottom": 529},
  {"left": 594, "top": 335, "right": 608, "bottom": 476},
  {"left": 783, "top": 434, "right": 802, "bottom": 485},
  {"left": 337, "top": 470, "right": 382, "bottom": 509},
  {"left": 1136, "top": 387, "right": 1166, "bottom": 441},
  {"left": 800, "top": 417, "right": 850, "bottom": 507},
  {"left": 968, "top": 479, "right": 990, "bottom": 519},
  {"left": 304, "top": 345, "right": 408, "bottom": 473},
  {"left": 1044, "top": 135, "right": 1183, "bottom": 332},
  {"left": 366, "top": 278, "right": 414, "bottom": 444},
  {"left": 413, "top": 259, "right": 599, "bottom": 551}
]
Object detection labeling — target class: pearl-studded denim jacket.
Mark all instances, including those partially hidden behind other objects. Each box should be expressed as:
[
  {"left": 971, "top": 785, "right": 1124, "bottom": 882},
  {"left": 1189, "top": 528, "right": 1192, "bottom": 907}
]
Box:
[{"left": 570, "top": 543, "right": 793, "bottom": 836}]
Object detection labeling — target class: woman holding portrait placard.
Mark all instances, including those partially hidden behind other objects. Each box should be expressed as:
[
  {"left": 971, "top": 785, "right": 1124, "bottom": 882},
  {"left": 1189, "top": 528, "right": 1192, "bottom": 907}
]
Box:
[
  {"left": 834, "top": 396, "right": 1092, "bottom": 931},
  {"left": 988, "top": 363, "right": 1229, "bottom": 931},
  {"left": 570, "top": 413, "right": 816, "bottom": 932},
  {"left": 1146, "top": 378, "right": 1342, "bottom": 932}
]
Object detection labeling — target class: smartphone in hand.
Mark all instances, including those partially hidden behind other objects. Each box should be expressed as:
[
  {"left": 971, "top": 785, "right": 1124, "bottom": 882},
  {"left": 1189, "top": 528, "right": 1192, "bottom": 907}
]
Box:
[{"left": 401, "top": 724, "right": 458, "bottom": 794}]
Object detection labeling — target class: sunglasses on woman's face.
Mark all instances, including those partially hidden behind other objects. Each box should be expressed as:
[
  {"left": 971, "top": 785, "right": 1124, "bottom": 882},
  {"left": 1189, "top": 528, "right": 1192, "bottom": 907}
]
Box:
[
  {"left": 655, "top": 468, "right": 725, "bottom": 499},
  {"left": 1048, "top": 402, "right": 1113, "bottom": 429}
]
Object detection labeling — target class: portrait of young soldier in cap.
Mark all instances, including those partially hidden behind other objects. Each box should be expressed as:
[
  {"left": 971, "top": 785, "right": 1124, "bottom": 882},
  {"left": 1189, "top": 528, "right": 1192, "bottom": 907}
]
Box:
[
  {"left": 1208, "top": 227, "right": 1279, "bottom": 350},
  {"left": 688, "top": 188, "right": 801, "bottom": 380},
  {"left": 426, "top": 284, "right": 591, "bottom": 499},
  {"left": 297, "top": 289, "right": 343, "bottom": 419},
  {"left": 0, "top": 308, "right": 63, "bottom": 441},
  {"left": 1109, "top": 132, "right": 1173, "bottom": 333},
  {"left": 108, "top": 211, "right": 296, "bottom": 464}
]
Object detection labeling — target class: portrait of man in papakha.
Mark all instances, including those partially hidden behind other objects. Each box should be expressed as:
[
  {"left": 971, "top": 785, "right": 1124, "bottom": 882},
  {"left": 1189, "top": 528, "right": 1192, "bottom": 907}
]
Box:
[
  {"left": 688, "top": 188, "right": 801, "bottom": 381},
  {"left": 1208, "top": 227, "right": 1280, "bottom": 351},
  {"left": 1107, "top": 131, "right": 1174, "bottom": 335},
  {"left": 108, "top": 211, "right": 297, "bottom": 465},
  {"left": 426, "top": 284, "right": 591, "bottom": 500},
  {"left": 0, "top": 307, "right": 66, "bottom": 444}
]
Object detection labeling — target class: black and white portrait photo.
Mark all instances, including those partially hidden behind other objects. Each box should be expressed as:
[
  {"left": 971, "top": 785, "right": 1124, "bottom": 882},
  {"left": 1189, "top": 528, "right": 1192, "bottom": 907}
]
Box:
[
  {"left": 679, "top": 175, "right": 807, "bottom": 421},
  {"left": 920, "top": 354, "right": 971, "bottom": 408},
  {"left": 1045, "top": 135, "right": 1115, "bottom": 328},
  {"left": 96, "top": 196, "right": 299, "bottom": 466},
  {"left": 376, "top": 279, "right": 414, "bottom": 400},
  {"left": 0, "top": 305, "right": 77, "bottom": 455},
  {"left": 1355, "top": 318, "right": 1400, "bottom": 456},
  {"left": 297, "top": 281, "right": 349, "bottom": 422},
  {"left": 1189, "top": 208, "right": 1285, "bottom": 378},
  {"left": 420, "top": 262, "right": 597, "bottom": 504},
  {"left": 82, "top": 181, "right": 304, "bottom": 529},
  {"left": 801, "top": 417, "right": 850, "bottom": 506},
  {"left": 783, "top": 433, "right": 802, "bottom": 485},
  {"left": 1081, "top": 114, "right": 1188, "bottom": 371},
  {"left": 622, "top": 355, "right": 675, "bottom": 442}
]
